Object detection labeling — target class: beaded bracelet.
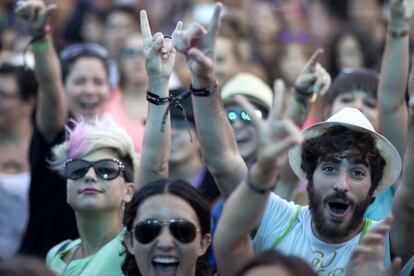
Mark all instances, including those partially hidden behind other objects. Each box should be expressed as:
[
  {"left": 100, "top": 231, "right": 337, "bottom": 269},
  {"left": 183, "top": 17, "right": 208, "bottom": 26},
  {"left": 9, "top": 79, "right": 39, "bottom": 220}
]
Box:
[
  {"left": 388, "top": 28, "right": 409, "bottom": 39},
  {"left": 146, "top": 91, "right": 173, "bottom": 105},
  {"left": 190, "top": 82, "right": 218, "bottom": 96}
]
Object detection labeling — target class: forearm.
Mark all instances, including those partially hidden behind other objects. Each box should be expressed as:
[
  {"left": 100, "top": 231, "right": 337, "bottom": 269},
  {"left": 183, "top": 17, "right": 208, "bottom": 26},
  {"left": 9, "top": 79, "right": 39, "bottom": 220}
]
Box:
[
  {"left": 214, "top": 164, "right": 275, "bottom": 275},
  {"left": 378, "top": 18, "right": 409, "bottom": 156},
  {"left": 137, "top": 77, "right": 171, "bottom": 187},
  {"left": 33, "top": 36, "right": 68, "bottom": 141},
  {"left": 284, "top": 89, "right": 312, "bottom": 128}
]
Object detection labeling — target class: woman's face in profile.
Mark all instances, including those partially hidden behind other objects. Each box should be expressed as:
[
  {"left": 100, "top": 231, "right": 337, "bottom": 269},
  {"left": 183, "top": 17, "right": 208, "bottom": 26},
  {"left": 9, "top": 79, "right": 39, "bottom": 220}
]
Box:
[{"left": 129, "top": 194, "right": 211, "bottom": 276}]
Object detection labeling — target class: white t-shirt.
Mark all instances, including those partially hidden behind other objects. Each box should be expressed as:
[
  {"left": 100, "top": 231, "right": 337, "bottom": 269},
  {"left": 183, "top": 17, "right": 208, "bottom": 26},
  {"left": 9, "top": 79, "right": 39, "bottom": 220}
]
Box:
[
  {"left": 0, "top": 172, "right": 30, "bottom": 259},
  {"left": 252, "top": 193, "right": 414, "bottom": 276}
]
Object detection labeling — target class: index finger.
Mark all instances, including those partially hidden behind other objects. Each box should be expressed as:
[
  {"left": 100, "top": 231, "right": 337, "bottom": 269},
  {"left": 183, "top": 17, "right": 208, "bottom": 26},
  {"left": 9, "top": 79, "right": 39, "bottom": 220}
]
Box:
[
  {"left": 303, "top": 48, "right": 323, "bottom": 71},
  {"left": 140, "top": 10, "right": 152, "bottom": 39},
  {"left": 207, "top": 2, "right": 223, "bottom": 36},
  {"left": 233, "top": 95, "right": 264, "bottom": 128}
]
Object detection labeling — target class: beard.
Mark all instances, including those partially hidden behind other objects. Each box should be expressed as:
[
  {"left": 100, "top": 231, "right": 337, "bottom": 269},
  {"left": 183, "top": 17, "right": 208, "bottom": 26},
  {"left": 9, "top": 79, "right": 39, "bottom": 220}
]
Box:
[{"left": 308, "top": 185, "right": 372, "bottom": 241}]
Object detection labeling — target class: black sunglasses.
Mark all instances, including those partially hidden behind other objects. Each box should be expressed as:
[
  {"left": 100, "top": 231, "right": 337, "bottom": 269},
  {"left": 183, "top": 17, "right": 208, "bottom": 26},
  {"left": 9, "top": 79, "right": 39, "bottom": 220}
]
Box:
[
  {"left": 64, "top": 159, "right": 125, "bottom": 180},
  {"left": 133, "top": 218, "right": 200, "bottom": 244}
]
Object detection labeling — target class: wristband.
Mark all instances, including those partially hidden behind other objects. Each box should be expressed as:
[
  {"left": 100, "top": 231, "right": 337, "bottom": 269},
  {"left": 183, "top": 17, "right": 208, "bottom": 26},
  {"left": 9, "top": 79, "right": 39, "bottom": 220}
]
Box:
[
  {"left": 246, "top": 175, "right": 275, "bottom": 194},
  {"left": 146, "top": 91, "right": 173, "bottom": 105},
  {"left": 388, "top": 29, "right": 409, "bottom": 39},
  {"left": 29, "top": 40, "right": 49, "bottom": 55},
  {"left": 190, "top": 82, "right": 218, "bottom": 96}
]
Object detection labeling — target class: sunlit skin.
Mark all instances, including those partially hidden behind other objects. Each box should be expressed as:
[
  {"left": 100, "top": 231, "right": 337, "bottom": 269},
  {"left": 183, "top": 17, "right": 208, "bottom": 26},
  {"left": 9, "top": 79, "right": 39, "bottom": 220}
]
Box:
[
  {"left": 330, "top": 90, "right": 378, "bottom": 128},
  {"left": 127, "top": 194, "right": 211, "bottom": 276},
  {"left": 310, "top": 156, "right": 372, "bottom": 243},
  {"left": 64, "top": 57, "right": 111, "bottom": 119}
]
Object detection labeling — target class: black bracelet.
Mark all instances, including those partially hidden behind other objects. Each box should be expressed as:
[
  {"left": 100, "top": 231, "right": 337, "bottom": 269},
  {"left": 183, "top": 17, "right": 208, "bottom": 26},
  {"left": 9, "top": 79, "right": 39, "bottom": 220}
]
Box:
[
  {"left": 146, "top": 91, "right": 173, "bottom": 105},
  {"left": 246, "top": 175, "right": 275, "bottom": 194},
  {"left": 388, "top": 28, "right": 409, "bottom": 39},
  {"left": 190, "top": 82, "right": 218, "bottom": 96}
]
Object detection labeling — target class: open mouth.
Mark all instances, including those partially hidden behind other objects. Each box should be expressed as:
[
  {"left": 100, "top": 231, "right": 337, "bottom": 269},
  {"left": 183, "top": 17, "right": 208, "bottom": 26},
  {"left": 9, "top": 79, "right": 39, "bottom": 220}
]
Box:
[
  {"left": 328, "top": 202, "right": 350, "bottom": 219},
  {"left": 152, "top": 257, "right": 179, "bottom": 276}
]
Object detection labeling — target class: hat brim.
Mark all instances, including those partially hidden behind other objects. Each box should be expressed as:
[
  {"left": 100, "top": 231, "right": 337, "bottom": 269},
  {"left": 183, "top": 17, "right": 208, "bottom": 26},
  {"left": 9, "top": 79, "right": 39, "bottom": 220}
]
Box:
[{"left": 288, "top": 121, "right": 402, "bottom": 192}]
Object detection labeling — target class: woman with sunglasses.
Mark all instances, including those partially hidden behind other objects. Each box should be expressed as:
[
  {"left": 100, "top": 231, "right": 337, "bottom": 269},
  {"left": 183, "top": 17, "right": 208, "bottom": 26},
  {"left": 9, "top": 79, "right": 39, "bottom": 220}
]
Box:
[
  {"left": 45, "top": 116, "right": 137, "bottom": 275},
  {"left": 14, "top": 0, "right": 144, "bottom": 257},
  {"left": 122, "top": 179, "right": 211, "bottom": 276}
]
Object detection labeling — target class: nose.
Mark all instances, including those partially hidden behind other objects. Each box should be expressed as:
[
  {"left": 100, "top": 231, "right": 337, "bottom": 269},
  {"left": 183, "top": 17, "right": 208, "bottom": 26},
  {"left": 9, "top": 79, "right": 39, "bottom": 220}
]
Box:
[
  {"left": 232, "top": 117, "right": 245, "bottom": 129},
  {"left": 84, "top": 167, "right": 98, "bottom": 182},
  {"left": 333, "top": 172, "right": 349, "bottom": 193},
  {"left": 156, "top": 226, "right": 175, "bottom": 250}
]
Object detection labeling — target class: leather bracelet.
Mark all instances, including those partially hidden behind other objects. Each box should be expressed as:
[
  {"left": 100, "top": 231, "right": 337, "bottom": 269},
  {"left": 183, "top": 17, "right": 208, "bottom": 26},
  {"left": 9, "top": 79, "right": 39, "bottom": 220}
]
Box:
[
  {"left": 146, "top": 91, "right": 173, "bottom": 105},
  {"left": 246, "top": 175, "right": 275, "bottom": 194},
  {"left": 388, "top": 29, "right": 409, "bottom": 39},
  {"left": 190, "top": 82, "right": 218, "bottom": 96}
]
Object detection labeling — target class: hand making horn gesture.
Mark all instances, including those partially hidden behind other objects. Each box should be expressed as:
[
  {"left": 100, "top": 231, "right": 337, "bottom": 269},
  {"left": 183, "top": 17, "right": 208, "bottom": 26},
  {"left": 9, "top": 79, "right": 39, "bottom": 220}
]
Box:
[
  {"left": 172, "top": 2, "right": 222, "bottom": 87},
  {"left": 140, "top": 10, "right": 177, "bottom": 82}
]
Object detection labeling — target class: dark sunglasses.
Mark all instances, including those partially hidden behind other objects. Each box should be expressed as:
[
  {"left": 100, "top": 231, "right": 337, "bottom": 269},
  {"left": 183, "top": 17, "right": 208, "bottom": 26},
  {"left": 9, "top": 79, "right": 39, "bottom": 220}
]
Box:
[
  {"left": 227, "top": 107, "right": 264, "bottom": 124},
  {"left": 133, "top": 218, "right": 200, "bottom": 244},
  {"left": 64, "top": 158, "right": 125, "bottom": 180}
]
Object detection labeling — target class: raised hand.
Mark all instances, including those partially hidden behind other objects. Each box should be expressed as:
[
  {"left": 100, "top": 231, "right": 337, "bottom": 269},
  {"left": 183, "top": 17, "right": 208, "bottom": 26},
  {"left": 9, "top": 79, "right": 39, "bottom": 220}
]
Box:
[
  {"left": 140, "top": 10, "right": 176, "bottom": 84},
  {"left": 234, "top": 80, "right": 303, "bottom": 169},
  {"left": 15, "top": 0, "right": 55, "bottom": 36},
  {"left": 172, "top": 2, "right": 222, "bottom": 87},
  {"left": 346, "top": 216, "right": 402, "bottom": 276},
  {"left": 294, "top": 48, "right": 331, "bottom": 101},
  {"left": 390, "top": 0, "right": 414, "bottom": 21}
]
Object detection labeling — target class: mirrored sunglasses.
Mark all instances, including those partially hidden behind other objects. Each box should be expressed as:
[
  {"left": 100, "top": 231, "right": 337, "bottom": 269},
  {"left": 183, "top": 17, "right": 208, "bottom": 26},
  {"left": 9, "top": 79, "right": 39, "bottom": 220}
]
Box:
[
  {"left": 63, "top": 158, "right": 124, "bottom": 180},
  {"left": 133, "top": 218, "right": 200, "bottom": 244},
  {"left": 227, "top": 107, "right": 264, "bottom": 124}
]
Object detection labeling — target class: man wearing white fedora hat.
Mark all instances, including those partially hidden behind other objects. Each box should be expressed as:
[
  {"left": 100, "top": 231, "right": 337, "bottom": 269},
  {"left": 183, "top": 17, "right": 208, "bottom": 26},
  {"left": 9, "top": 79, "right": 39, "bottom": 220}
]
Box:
[{"left": 214, "top": 106, "right": 414, "bottom": 276}]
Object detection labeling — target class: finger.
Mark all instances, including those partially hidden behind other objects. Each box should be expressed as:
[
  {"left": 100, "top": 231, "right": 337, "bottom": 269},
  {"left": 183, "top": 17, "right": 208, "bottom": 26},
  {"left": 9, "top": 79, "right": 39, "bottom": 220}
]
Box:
[
  {"left": 43, "top": 3, "right": 57, "bottom": 16},
  {"left": 140, "top": 10, "right": 152, "bottom": 40},
  {"left": 184, "top": 22, "right": 206, "bottom": 41},
  {"left": 303, "top": 48, "right": 323, "bottom": 72},
  {"left": 391, "top": 257, "right": 402, "bottom": 273},
  {"left": 30, "top": 6, "right": 40, "bottom": 21},
  {"left": 282, "top": 119, "right": 303, "bottom": 144},
  {"left": 319, "top": 70, "right": 331, "bottom": 96},
  {"left": 188, "top": 47, "right": 213, "bottom": 69},
  {"left": 233, "top": 95, "right": 264, "bottom": 127},
  {"left": 269, "top": 79, "right": 286, "bottom": 120},
  {"left": 207, "top": 2, "right": 223, "bottom": 35},
  {"left": 266, "top": 135, "right": 298, "bottom": 158},
  {"left": 359, "top": 233, "right": 387, "bottom": 246},
  {"left": 163, "top": 36, "right": 174, "bottom": 59},
  {"left": 149, "top": 32, "right": 166, "bottom": 57}
]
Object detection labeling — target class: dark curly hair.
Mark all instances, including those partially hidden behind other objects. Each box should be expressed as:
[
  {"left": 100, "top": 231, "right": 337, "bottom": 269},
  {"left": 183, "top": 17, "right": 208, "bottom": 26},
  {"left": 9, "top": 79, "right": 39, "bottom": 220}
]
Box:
[
  {"left": 301, "top": 126, "right": 386, "bottom": 195},
  {"left": 121, "top": 178, "right": 211, "bottom": 276}
]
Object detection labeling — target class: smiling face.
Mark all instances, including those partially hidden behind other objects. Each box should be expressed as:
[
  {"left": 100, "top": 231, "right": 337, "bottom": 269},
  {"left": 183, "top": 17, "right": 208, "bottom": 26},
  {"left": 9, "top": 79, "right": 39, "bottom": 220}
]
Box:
[
  {"left": 64, "top": 57, "right": 110, "bottom": 118},
  {"left": 309, "top": 154, "right": 372, "bottom": 243},
  {"left": 66, "top": 148, "right": 134, "bottom": 214},
  {"left": 128, "top": 194, "right": 210, "bottom": 276}
]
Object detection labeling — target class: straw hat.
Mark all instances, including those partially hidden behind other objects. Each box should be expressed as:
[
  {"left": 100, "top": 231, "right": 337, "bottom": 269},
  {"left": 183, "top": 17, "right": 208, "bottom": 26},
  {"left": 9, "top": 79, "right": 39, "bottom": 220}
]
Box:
[
  {"left": 288, "top": 107, "right": 401, "bottom": 192},
  {"left": 221, "top": 73, "right": 273, "bottom": 111}
]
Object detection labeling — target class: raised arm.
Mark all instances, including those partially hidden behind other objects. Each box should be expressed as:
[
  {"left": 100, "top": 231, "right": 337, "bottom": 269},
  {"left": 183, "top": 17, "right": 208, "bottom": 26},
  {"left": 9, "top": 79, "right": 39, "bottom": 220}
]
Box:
[
  {"left": 136, "top": 10, "right": 177, "bottom": 188},
  {"left": 15, "top": 0, "right": 67, "bottom": 142},
  {"left": 377, "top": 0, "right": 413, "bottom": 157},
  {"left": 214, "top": 81, "right": 303, "bottom": 276},
  {"left": 390, "top": 102, "right": 414, "bottom": 268},
  {"left": 172, "top": 3, "right": 246, "bottom": 197}
]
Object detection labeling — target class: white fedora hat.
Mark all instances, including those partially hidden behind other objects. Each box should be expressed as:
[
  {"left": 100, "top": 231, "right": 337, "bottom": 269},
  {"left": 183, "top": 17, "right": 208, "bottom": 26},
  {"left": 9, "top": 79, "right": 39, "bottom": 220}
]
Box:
[{"left": 288, "top": 107, "right": 401, "bottom": 192}]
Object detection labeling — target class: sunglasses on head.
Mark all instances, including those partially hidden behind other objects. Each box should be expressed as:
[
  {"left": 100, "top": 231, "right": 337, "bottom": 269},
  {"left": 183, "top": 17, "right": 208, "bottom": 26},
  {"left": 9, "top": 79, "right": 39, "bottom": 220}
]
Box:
[
  {"left": 133, "top": 218, "right": 200, "bottom": 244},
  {"left": 60, "top": 43, "right": 109, "bottom": 62},
  {"left": 227, "top": 107, "right": 264, "bottom": 124},
  {"left": 64, "top": 158, "right": 125, "bottom": 180}
]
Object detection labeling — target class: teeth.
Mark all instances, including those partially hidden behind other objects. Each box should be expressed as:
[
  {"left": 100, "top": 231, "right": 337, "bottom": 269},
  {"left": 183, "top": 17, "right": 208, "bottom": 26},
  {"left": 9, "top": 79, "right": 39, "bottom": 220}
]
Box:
[{"left": 153, "top": 257, "right": 179, "bottom": 264}]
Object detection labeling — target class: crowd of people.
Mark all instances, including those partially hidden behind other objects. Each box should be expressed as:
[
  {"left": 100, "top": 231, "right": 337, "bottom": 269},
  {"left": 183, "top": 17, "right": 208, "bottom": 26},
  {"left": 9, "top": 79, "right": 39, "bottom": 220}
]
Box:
[{"left": 0, "top": 0, "right": 414, "bottom": 275}]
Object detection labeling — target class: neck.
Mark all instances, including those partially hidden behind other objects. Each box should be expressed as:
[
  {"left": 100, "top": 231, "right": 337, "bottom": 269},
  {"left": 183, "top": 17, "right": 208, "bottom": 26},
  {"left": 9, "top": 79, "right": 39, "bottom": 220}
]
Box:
[
  {"left": 311, "top": 218, "right": 365, "bottom": 244},
  {"left": 169, "top": 158, "right": 203, "bottom": 184},
  {"left": 75, "top": 211, "right": 123, "bottom": 256}
]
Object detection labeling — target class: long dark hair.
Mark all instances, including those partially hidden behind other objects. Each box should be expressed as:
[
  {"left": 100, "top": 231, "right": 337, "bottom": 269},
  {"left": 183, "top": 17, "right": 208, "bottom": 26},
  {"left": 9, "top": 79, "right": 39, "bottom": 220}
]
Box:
[{"left": 121, "top": 178, "right": 211, "bottom": 276}]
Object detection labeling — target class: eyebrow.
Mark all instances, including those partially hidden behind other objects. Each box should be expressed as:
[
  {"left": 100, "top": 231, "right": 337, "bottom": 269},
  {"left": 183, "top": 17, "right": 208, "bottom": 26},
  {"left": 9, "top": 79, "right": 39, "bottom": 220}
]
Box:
[{"left": 320, "top": 156, "right": 369, "bottom": 167}]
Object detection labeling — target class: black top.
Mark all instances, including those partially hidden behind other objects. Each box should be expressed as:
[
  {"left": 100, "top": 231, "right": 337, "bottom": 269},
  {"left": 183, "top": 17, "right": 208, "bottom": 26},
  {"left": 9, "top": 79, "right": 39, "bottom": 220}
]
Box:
[{"left": 19, "top": 127, "right": 78, "bottom": 257}]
